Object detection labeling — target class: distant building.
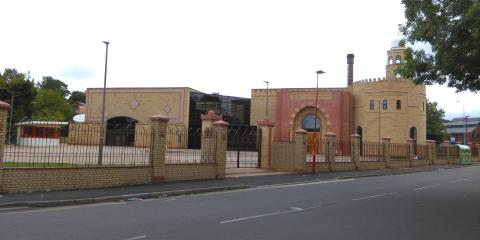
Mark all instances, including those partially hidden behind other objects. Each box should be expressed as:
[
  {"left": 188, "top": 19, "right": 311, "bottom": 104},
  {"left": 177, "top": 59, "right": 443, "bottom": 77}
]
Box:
[{"left": 444, "top": 117, "right": 480, "bottom": 144}]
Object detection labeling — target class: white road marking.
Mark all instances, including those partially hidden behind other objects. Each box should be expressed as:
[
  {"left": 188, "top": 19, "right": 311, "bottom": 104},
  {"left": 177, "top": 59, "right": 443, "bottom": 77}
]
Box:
[
  {"left": 451, "top": 178, "right": 469, "bottom": 183},
  {"left": 352, "top": 192, "right": 397, "bottom": 201},
  {"left": 414, "top": 184, "right": 440, "bottom": 191},
  {"left": 256, "top": 178, "right": 355, "bottom": 190},
  {"left": 1, "top": 202, "right": 125, "bottom": 215},
  {"left": 0, "top": 206, "right": 29, "bottom": 212},
  {"left": 220, "top": 207, "right": 304, "bottom": 224},
  {"left": 122, "top": 235, "right": 147, "bottom": 240}
]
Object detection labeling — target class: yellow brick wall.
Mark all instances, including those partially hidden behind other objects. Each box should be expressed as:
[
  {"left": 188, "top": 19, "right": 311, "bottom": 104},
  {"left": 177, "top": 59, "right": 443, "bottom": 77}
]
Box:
[
  {"left": 250, "top": 90, "right": 278, "bottom": 125},
  {"left": 332, "top": 162, "right": 356, "bottom": 172},
  {"left": 388, "top": 160, "right": 411, "bottom": 169},
  {"left": 86, "top": 88, "right": 192, "bottom": 126},
  {"left": 2, "top": 167, "right": 153, "bottom": 193},
  {"left": 165, "top": 164, "right": 217, "bottom": 181},
  {"left": 272, "top": 142, "right": 296, "bottom": 172},
  {"left": 351, "top": 78, "right": 426, "bottom": 144}
]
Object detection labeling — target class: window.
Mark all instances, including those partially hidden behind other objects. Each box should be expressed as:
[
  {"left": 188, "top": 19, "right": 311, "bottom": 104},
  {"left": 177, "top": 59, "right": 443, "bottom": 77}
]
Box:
[
  {"left": 396, "top": 100, "right": 401, "bottom": 110},
  {"left": 395, "top": 70, "right": 401, "bottom": 79},
  {"left": 422, "top": 102, "right": 425, "bottom": 112},
  {"left": 22, "top": 126, "right": 33, "bottom": 137},
  {"left": 383, "top": 99, "right": 388, "bottom": 109},
  {"left": 395, "top": 55, "right": 401, "bottom": 64},
  {"left": 369, "top": 100, "right": 374, "bottom": 110},
  {"left": 302, "top": 113, "right": 320, "bottom": 132},
  {"left": 388, "top": 56, "right": 393, "bottom": 65}
]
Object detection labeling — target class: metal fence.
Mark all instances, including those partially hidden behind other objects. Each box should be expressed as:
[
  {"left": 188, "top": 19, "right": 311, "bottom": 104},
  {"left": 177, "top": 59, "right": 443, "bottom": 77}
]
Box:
[
  {"left": 360, "top": 141, "right": 383, "bottom": 161},
  {"left": 166, "top": 127, "right": 216, "bottom": 164},
  {"left": 335, "top": 140, "right": 352, "bottom": 162},
  {"left": 4, "top": 122, "right": 152, "bottom": 167},
  {"left": 436, "top": 145, "right": 447, "bottom": 160},
  {"left": 306, "top": 138, "right": 327, "bottom": 163},
  {"left": 449, "top": 145, "right": 458, "bottom": 158},
  {"left": 391, "top": 143, "right": 409, "bottom": 161},
  {"left": 416, "top": 144, "right": 428, "bottom": 159},
  {"left": 227, "top": 126, "right": 259, "bottom": 168}
]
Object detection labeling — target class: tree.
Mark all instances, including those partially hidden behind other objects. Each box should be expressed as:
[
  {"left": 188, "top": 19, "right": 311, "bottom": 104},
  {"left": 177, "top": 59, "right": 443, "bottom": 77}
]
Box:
[
  {"left": 69, "top": 90, "right": 86, "bottom": 103},
  {"left": 32, "top": 89, "right": 75, "bottom": 121},
  {"left": 0, "top": 68, "right": 37, "bottom": 122},
  {"left": 400, "top": 0, "right": 480, "bottom": 92},
  {"left": 426, "top": 100, "right": 448, "bottom": 142},
  {"left": 37, "top": 76, "right": 70, "bottom": 97}
]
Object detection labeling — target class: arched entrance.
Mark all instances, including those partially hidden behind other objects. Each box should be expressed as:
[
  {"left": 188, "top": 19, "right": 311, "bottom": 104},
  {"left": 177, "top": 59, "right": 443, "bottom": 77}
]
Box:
[
  {"left": 106, "top": 116, "right": 138, "bottom": 146},
  {"left": 303, "top": 113, "right": 321, "bottom": 154}
]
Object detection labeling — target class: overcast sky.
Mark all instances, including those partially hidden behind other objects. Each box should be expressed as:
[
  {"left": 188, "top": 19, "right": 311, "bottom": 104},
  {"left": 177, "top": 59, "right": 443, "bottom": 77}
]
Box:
[{"left": 1, "top": 0, "right": 478, "bottom": 120}]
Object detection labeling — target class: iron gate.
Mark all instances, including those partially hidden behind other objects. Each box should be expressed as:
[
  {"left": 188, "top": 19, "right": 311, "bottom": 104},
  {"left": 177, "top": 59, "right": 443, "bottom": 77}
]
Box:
[{"left": 227, "top": 125, "right": 260, "bottom": 168}]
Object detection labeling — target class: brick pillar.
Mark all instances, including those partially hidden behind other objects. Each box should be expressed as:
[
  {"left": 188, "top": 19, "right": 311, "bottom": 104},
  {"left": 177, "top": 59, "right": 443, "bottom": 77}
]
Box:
[
  {"left": 426, "top": 140, "right": 436, "bottom": 165},
  {"left": 443, "top": 141, "right": 450, "bottom": 163},
  {"left": 294, "top": 129, "right": 307, "bottom": 172},
  {"left": 257, "top": 118, "right": 274, "bottom": 169},
  {"left": 213, "top": 120, "right": 229, "bottom": 178},
  {"left": 325, "top": 132, "right": 336, "bottom": 172},
  {"left": 350, "top": 134, "right": 361, "bottom": 170},
  {"left": 382, "top": 137, "right": 391, "bottom": 167},
  {"left": 150, "top": 114, "right": 169, "bottom": 183},
  {"left": 407, "top": 138, "right": 415, "bottom": 167},
  {"left": 0, "top": 101, "right": 10, "bottom": 193},
  {"left": 201, "top": 111, "right": 222, "bottom": 162}
]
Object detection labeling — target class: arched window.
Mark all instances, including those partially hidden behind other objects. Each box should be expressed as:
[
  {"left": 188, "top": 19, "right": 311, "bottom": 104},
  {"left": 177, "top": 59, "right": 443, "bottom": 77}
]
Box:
[
  {"left": 356, "top": 126, "right": 363, "bottom": 136},
  {"left": 395, "top": 70, "right": 401, "bottom": 79},
  {"left": 388, "top": 56, "right": 393, "bottom": 65},
  {"left": 395, "top": 55, "right": 401, "bottom": 64},
  {"left": 396, "top": 100, "right": 401, "bottom": 110},
  {"left": 382, "top": 99, "right": 388, "bottom": 109},
  {"left": 302, "top": 113, "right": 320, "bottom": 132},
  {"left": 369, "top": 100, "right": 375, "bottom": 110}
]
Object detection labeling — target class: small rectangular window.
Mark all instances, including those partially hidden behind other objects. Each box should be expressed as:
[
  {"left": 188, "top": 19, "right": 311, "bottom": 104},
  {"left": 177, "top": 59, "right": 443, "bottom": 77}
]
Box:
[
  {"left": 383, "top": 99, "right": 388, "bottom": 109},
  {"left": 369, "top": 100, "right": 374, "bottom": 110}
]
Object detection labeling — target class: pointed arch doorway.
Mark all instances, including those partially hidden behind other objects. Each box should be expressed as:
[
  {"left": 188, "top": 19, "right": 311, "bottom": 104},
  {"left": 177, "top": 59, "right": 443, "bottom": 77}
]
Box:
[{"left": 303, "top": 113, "right": 321, "bottom": 154}]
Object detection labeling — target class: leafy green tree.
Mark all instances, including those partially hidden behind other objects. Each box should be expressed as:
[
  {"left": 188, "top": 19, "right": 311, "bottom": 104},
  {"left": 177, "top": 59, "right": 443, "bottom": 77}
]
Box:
[
  {"left": 426, "top": 100, "right": 448, "bottom": 142},
  {"left": 32, "top": 89, "right": 75, "bottom": 121},
  {"left": 37, "top": 76, "right": 70, "bottom": 97},
  {"left": 0, "top": 68, "right": 37, "bottom": 122},
  {"left": 68, "top": 90, "right": 86, "bottom": 103},
  {"left": 400, "top": 0, "right": 480, "bottom": 91}
]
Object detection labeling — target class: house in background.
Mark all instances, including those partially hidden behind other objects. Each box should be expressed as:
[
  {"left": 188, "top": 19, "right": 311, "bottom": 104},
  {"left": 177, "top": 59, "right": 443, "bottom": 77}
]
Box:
[{"left": 444, "top": 117, "right": 480, "bottom": 145}]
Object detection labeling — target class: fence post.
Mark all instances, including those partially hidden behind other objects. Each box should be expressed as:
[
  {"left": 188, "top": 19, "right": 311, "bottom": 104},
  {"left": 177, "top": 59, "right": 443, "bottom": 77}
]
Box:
[
  {"left": 0, "top": 101, "right": 10, "bottom": 193},
  {"left": 213, "top": 120, "right": 229, "bottom": 178},
  {"left": 350, "top": 134, "right": 361, "bottom": 170},
  {"left": 201, "top": 111, "right": 222, "bottom": 162},
  {"left": 294, "top": 129, "right": 307, "bottom": 172},
  {"left": 150, "top": 114, "right": 169, "bottom": 183},
  {"left": 257, "top": 119, "right": 274, "bottom": 169},
  {"left": 382, "top": 137, "right": 391, "bottom": 167},
  {"left": 443, "top": 141, "right": 450, "bottom": 163},
  {"left": 407, "top": 138, "right": 415, "bottom": 167},
  {"left": 325, "top": 132, "right": 336, "bottom": 171},
  {"left": 426, "top": 140, "right": 436, "bottom": 165}
]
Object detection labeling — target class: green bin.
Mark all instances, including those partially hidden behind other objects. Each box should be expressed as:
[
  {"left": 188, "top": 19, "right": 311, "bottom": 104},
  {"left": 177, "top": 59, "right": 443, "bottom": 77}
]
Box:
[{"left": 457, "top": 145, "right": 472, "bottom": 165}]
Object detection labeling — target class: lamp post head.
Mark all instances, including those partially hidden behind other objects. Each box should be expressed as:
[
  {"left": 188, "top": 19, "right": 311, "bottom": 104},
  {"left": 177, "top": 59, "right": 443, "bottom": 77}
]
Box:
[
  {"left": 103, "top": 41, "right": 110, "bottom": 45},
  {"left": 263, "top": 81, "right": 269, "bottom": 84},
  {"left": 316, "top": 70, "right": 325, "bottom": 75}
]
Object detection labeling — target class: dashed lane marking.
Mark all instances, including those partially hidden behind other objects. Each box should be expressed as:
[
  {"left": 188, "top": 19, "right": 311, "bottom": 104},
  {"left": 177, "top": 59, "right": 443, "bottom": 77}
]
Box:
[{"left": 352, "top": 192, "right": 397, "bottom": 201}]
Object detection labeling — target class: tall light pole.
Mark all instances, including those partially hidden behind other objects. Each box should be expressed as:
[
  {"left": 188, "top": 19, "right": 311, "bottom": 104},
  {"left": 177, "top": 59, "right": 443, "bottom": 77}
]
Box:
[
  {"left": 465, "top": 115, "right": 470, "bottom": 145},
  {"left": 378, "top": 100, "right": 381, "bottom": 161},
  {"left": 263, "top": 81, "right": 269, "bottom": 118},
  {"left": 312, "top": 70, "right": 325, "bottom": 174},
  {"left": 98, "top": 41, "right": 110, "bottom": 165},
  {"left": 8, "top": 96, "right": 14, "bottom": 144}
]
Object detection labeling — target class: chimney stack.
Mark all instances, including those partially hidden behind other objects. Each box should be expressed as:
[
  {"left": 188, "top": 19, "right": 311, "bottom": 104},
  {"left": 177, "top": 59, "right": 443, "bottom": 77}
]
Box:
[{"left": 347, "top": 54, "right": 354, "bottom": 86}]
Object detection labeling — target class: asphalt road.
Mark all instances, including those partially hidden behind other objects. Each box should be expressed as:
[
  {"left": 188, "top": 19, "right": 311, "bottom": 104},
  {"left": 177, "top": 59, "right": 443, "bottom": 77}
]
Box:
[{"left": 1, "top": 166, "right": 479, "bottom": 240}]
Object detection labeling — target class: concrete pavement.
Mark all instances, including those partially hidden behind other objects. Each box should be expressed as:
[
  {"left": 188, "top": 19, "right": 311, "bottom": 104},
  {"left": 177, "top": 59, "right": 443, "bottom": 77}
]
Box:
[{"left": 0, "top": 164, "right": 469, "bottom": 208}]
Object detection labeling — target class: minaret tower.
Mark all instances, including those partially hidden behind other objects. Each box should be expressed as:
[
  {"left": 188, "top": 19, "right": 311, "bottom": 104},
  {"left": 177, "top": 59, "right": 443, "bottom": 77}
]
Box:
[{"left": 386, "top": 38, "right": 407, "bottom": 80}]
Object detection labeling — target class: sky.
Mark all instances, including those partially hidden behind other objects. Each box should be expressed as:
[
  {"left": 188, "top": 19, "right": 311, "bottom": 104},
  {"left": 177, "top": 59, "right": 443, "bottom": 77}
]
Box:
[{"left": 1, "top": 0, "right": 478, "bottom": 120}]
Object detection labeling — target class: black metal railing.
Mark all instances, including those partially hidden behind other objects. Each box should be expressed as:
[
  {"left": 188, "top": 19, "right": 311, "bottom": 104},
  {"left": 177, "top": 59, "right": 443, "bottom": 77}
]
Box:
[{"left": 4, "top": 122, "right": 152, "bottom": 167}]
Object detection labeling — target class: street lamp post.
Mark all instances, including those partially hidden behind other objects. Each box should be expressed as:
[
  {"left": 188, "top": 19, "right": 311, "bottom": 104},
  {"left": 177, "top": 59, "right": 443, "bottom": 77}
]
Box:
[
  {"left": 378, "top": 100, "right": 381, "bottom": 161},
  {"left": 465, "top": 115, "right": 470, "bottom": 145},
  {"left": 263, "top": 81, "right": 269, "bottom": 118},
  {"left": 312, "top": 70, "right": 325, "bottom": 174},
  {"left": 98, "top": 41, "right": 110, "bottom": 165}
]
